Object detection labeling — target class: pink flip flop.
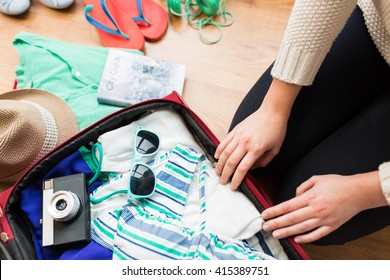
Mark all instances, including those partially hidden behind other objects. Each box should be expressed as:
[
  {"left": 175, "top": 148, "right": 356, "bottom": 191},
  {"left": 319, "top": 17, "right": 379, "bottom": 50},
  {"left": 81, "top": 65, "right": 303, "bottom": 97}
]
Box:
[
  {"left": 116, "top": 0, "right": 168, "bottom": 41},
  {"left": 84, "top": 0, "right": 145, "bottom": 50}
]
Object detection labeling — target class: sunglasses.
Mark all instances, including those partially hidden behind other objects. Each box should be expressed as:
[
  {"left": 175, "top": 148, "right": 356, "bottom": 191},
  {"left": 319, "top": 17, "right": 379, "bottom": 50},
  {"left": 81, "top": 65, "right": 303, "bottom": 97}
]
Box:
[{"left": 128, "top": 126, "right": 160, "bottom": 201}]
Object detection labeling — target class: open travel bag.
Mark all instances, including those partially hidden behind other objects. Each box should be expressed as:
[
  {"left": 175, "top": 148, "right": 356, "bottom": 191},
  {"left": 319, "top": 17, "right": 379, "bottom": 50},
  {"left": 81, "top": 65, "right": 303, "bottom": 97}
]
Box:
[{"left": 0, "top": 92, "right": 309, "bottom": 260}]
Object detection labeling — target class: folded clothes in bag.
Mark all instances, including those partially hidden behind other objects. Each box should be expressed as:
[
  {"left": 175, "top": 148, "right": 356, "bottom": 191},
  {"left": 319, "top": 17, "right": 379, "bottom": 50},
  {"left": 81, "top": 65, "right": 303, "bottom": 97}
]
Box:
[
  {"left": 0, "top": 92, "right": 309, "bottom": 260},
  {"left": 91, "top": 143, "right": 273, "bottom": 260},
  {"left": 92, "top": 110, "right": 264, "bottom": 240}
]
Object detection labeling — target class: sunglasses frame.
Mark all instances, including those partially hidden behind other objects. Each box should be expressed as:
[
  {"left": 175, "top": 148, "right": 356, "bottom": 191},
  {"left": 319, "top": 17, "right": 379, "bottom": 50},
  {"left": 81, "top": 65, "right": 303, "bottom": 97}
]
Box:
[{"left": 127, "top": 126, "right": 160, "bottom": 201}]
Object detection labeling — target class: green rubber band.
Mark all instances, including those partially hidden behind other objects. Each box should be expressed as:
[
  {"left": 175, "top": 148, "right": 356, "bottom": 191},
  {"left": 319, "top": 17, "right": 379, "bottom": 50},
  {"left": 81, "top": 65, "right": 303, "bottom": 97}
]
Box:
[
  {"left": 214, "top": 10, "right": 234, "bottom": 27},
  {"left": 169, "top": 0, "right": 234, "bottom": 44},
  {"left": 196, "top": 0, "right": 219, "bottom": 16},
  {"left": 184, "top": 0, "right": 202, "bottom": 18},
  {"left": 168, "top": 0, "right": 187, "bottom": 16},
  {"left": 198, "top": 19, "right": 223, "bottom": 44}
]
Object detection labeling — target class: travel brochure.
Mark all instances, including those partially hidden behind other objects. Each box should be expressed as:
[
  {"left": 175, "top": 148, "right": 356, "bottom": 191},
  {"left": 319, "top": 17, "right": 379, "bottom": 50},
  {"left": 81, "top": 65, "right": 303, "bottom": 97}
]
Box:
[{"left": 97, "top": 49, "right": 186, "bottom": 107}]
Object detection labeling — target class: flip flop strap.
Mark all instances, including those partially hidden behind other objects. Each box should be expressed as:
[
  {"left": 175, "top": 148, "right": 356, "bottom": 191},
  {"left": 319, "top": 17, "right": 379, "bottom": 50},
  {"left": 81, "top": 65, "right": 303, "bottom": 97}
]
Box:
[
  {"left": 84, "top": 0, "right": 130, "bottom": 40},
  {"left": 132, "top": 0, "right": 152, "bottom": 26}
]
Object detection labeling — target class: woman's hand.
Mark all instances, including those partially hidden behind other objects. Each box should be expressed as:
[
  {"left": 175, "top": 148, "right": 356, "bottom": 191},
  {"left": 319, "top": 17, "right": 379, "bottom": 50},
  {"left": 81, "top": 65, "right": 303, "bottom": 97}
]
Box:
[
  {"left": 214, "top": 78, "right": 301, "bottom": 190},
  {"left": 214, "top": 106, "right": 287, "bottom": 190},
  {"left": 261, "top": 172, "right": 388, "bottom": 243}
]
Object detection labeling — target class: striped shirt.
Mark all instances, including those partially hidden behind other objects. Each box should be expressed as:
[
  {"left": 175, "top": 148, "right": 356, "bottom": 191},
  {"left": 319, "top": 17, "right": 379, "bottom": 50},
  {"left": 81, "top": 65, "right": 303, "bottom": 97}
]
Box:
[{"left": 90, "top": 144, "right": 273, "bottom": 260}]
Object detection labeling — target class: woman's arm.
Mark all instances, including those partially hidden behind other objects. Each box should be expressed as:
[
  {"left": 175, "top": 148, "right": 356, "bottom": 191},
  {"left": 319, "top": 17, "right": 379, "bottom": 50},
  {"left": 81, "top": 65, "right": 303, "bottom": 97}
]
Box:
[{"left": 215, "top": 1, "right": 360, "bottom": 189}]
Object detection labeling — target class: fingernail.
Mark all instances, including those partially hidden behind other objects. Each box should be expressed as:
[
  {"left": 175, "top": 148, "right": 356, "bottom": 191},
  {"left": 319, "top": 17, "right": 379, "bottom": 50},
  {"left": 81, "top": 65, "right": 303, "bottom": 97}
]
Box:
[
  {"left": 262, "top": 223, "right": 270, "bottom": 231},
  {"left": 273, "top": 231, "right": 281, "bottom": 239},
  {"left": 261, "top": 212, "right": 268, "bottom": 220},
  {"left": 294, "top": 237, "right": 301, "bottom": 243}
]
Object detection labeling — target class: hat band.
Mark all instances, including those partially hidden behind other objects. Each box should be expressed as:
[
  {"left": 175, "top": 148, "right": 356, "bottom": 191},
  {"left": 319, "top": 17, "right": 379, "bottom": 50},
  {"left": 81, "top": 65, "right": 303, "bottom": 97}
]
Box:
[{"left": 0, "top": 100, "right": 59, "bottom": 184}]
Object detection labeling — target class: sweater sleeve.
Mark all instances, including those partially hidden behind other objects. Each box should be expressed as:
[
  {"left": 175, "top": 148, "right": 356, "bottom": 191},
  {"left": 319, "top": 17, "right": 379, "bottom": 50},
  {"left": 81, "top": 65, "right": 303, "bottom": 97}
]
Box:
[
  {"left": 379, "top": 162, "right": 390, "bottom": 206},
  {"left": 271, "top": 0, "right": 358, "bottom": 86}
]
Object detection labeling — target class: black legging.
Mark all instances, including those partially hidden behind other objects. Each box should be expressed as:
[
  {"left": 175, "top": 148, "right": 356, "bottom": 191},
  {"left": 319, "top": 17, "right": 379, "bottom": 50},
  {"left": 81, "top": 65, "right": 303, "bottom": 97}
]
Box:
[{"left": 230, "top": 7, "right": 390, "bottom": 245}]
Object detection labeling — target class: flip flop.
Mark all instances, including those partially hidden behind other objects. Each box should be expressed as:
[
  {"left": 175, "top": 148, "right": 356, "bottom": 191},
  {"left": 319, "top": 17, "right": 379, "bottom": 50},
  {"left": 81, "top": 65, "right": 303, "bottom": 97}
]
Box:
[
  {"left": 116, "top": 0, "right": 168, "bottom": 41},
  {"left": 84, "top": 0, "right": 145, "bottom": 50}
]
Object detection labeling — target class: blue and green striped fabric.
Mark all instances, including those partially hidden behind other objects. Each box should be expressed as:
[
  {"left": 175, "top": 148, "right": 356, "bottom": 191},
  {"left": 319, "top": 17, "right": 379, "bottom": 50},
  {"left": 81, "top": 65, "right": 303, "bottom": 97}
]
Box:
[{"left": 91, "top": 144, "right": 273, "bottom": 260}]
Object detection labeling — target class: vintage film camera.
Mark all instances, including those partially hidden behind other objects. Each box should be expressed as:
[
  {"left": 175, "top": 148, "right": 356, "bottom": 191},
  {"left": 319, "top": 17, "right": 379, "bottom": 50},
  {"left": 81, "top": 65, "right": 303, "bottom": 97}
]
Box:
[{"left": 42, "top": 173, "right": 91, "bottom": 247}]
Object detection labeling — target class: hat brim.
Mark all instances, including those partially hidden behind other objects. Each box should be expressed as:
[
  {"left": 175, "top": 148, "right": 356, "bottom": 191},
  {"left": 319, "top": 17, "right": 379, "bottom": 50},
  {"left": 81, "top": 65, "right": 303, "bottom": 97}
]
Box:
[
  {"left": 0, "top": 88, "right": 79, "bottom": 144},
  {"left": 0, "top": 88, "right": 79, "bottom": 191}
]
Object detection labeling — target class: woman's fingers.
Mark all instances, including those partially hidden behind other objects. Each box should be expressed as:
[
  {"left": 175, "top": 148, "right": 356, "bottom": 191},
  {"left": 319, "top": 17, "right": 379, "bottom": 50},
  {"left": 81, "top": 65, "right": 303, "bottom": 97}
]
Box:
[
  {"left": 214, "top": 131, "right": 235, "bottom": 160},
  {"left": 294, "top": 226, "right": 334, "bottom": 244},
  {"left": 215, "top": 136, "right": 270, "bottom": 189},
  {"left": 230, "top": 152, "right": 260, "bottom": 190},
  {"left": 296, "top": 176, "right": 317, "bottom": 196},
  {"left": 254, "top": 149, "right": 278, "bottom": 168},
  {"left": 262, "top": 201, "right": 335, "bottom": 243},
  {"left": 214, "top": 133, "right": 238, "bottom": 176},
  {"left": 264, "top": 214, "right": 335, "bottom": 244},
  {"left": 214, "top": 108, "right": 288, "bottom": 190},
  {"left": 270, "top": 218, "right": 321, "bottom": 240},
  {"left": 219, "top": 142, "right": 247, "bottom": 185},
  {"left": 262, "top": 202, "right": 312, "bottom": 232},
  {"left": 261, "top": 194, "right": 309, "bottom": 221}
]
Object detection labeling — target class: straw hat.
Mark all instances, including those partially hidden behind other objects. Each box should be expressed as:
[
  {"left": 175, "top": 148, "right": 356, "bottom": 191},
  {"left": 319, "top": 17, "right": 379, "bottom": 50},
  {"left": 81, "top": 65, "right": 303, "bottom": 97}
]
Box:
[{"left": 0, "top": 89, "right": 79, "bottom": 191}]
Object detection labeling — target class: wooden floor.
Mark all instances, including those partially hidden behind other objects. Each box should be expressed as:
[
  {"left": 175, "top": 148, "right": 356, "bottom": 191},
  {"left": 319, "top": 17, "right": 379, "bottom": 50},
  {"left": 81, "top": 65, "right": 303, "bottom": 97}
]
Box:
[{"left": 0, "top": 0, "right": 389, "bottom": 260}]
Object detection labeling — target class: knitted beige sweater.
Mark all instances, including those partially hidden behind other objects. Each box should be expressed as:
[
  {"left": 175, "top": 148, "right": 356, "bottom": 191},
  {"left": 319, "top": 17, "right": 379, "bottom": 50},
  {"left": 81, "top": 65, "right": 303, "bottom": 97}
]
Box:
[
  {"left": 271, "top": 0, "right": 390, "bottom": 85},
  {"left": 271, "top": 0, "right": 390, "bottom": 205},
  {"left": 379, "top": 163, "right": 390, "bottom": 205}
]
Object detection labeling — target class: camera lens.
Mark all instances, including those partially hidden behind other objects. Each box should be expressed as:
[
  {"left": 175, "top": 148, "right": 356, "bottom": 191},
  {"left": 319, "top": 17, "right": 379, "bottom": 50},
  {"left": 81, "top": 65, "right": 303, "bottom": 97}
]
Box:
[
  {"left": 48, "top": 191, "right": 81, "bottom": 222},
  {"left": 55, "top": 199, "right": 67, "bottom": 211}
]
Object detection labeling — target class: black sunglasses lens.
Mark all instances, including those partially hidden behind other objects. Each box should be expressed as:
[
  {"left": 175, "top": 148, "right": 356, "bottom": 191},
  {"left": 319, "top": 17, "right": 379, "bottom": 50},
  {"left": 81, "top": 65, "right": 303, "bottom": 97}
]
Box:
[
  {"left": 130, "top": 164, "right": 155, "bottom": 196},
  {"left": 136, "top": 130, "right": 159, "bottom": 155}
]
